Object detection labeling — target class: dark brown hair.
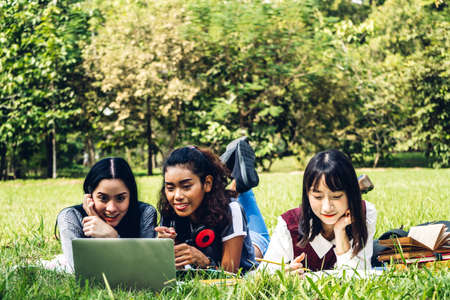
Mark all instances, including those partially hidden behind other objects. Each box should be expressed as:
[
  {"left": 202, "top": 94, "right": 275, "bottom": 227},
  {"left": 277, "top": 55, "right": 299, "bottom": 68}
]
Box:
[
  {"left": 55, "top": 157, "right": 140, "bottom": 239},
  {"left": 158, "top": 146, "right": 234, "bottom": 228},
  {"left": 299, "top": 149, "right": 368, "bottom": 256}
]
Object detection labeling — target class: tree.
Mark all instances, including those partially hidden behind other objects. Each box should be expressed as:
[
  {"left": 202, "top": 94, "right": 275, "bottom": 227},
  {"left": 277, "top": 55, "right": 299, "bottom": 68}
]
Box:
[
  {"left": 84, "top": 0, "right": 200, "bottom": 174},
  {"left": 183, "top": 0, "right": 361, "bottom": 169},
  {"left": 341, "top": 0, "right": 449, "bottom": 167},
  {"left": 0, "top": 0, "right": 92, "bottom": 178},
  {"left": 401, "top": 1, "right": 449, "bottom": 167}
]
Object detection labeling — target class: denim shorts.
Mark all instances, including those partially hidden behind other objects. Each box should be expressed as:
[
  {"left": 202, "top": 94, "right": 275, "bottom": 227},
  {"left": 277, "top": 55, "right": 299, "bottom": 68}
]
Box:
[{"left": 249, "top": 230, "right": 270, "bottom": 256}]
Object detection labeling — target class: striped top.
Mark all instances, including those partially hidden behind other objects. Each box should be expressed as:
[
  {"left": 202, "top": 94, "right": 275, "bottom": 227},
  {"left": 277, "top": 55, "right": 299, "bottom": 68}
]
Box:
[{"left": 57, "top": 202, "right": 157, "bottom": 270}]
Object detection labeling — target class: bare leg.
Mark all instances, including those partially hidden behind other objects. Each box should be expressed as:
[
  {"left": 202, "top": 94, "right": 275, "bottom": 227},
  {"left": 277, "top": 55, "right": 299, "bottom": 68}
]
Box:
[{"left": 254, "top": 245, "right": 263, "bottom": 259}]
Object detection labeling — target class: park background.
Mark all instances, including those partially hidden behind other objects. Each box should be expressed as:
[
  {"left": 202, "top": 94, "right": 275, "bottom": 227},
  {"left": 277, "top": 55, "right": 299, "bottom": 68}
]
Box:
[
  {"left": 0, "top": 0, "right": 448, "bottom": 179},
  {"left": 0, "top": 0, "right": 449, "bottom": 299}
]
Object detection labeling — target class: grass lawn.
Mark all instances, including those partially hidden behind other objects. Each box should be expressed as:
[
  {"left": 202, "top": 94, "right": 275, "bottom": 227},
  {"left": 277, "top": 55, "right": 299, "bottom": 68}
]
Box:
[{"left": 0, "top": 168, "right": 449, "bottom": 299}]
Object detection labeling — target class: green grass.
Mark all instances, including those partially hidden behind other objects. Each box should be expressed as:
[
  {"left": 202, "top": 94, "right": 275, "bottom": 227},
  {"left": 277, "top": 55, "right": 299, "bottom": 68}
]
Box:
[
  {"left": 1, "top": 168, "right": 449, "bottom": 299},
  {"left": 266, "top": 156, "right": 304, "bottom": 173}
]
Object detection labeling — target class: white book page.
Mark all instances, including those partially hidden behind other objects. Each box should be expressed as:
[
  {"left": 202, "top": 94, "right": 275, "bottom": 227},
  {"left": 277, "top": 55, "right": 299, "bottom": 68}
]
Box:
[{"left": 408, "top": 224, "right": 446, "bottom": 250}]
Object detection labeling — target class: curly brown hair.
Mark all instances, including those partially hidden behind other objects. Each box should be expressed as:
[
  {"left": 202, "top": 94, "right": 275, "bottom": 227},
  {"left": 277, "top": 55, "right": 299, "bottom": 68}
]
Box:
[{"left": 158, "top": 146, "right": 235, "bottom": 229}]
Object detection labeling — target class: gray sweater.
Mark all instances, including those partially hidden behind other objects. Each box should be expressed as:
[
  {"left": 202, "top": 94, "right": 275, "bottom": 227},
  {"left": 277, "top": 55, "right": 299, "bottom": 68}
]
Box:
[{"left": 57, "top": 202, "right": 157, "bottom": 269}]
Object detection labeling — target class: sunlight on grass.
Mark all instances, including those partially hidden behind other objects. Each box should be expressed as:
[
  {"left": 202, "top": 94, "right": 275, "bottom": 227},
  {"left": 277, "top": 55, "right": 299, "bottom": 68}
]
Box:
[{"left": 0, "top": 168, "right": 449, "bottom": 298}]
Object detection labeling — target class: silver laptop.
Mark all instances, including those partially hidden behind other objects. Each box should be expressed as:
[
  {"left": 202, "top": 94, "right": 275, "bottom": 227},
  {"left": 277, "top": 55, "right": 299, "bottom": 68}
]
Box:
[{"left": 72, "top": 238, "right": 176, "bottom": 291}]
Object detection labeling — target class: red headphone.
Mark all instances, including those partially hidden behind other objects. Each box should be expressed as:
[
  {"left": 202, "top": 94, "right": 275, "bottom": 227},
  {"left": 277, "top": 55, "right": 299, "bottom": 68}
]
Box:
[{"left": 193, "top": 227, "right": 215, "bottom": 248}]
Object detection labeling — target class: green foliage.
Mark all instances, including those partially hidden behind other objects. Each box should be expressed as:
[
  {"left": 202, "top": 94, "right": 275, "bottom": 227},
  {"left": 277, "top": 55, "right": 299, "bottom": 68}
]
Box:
[
  {"left": 401, "top": 5, "right": 450, "bottom": 168},
  {"left": 83, "top": 0, "right": 202, "bottom": 174},
  {"left": 339, "top": 0, "right": 449, "bottom": 167},
  {"left": 0, "top": 0, "right": 93, "bottom": 177},
  {"left": 183, "top": 0, "right": 364, "bottom": 169},
  {"left": 1, "top": 0, "right": 448, "bottom": 176}
]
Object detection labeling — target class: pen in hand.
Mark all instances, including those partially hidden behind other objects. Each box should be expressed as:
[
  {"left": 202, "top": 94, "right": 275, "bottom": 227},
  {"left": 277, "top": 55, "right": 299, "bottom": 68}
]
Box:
[{"left": 255, "top": 257, "right": 310, "bottom": 272}]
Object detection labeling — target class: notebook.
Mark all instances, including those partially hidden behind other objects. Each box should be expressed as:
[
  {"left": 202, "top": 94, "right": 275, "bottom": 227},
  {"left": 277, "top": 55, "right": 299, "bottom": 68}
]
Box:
[{"left": 72, "top": 238, "right": 176, "bottom": 291}]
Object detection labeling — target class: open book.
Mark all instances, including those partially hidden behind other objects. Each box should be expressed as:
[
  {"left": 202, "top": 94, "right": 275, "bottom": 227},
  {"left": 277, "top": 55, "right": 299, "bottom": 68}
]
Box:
[{"left": 378, "top": 224, "right": 450, "bottom": 263}]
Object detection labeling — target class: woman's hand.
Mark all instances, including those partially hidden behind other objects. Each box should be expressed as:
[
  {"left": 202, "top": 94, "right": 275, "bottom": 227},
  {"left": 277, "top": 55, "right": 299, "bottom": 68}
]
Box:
[
  {"left": 174, "top": 243, "right": 210, "bottom": 269},
  {"left": 82, "top": 193, "right": 96, "bottom": 216},
  {"left": 287, "top": 252, "right": 306, "bottom": 276},
  {"left": 155, "top": 226, "right": 177, "bottom": 240},
  {"left": 82, "top": 216, "right": 118, "bottom": 238},
  {"left": 334, "top": 209, "right": 352, "bottom": 233},
  {"left": 334, "top": 209, "right": 352, "bottom": 255},
  {"left": 81, "top": 193, "right": 118, "bottom": 238}
]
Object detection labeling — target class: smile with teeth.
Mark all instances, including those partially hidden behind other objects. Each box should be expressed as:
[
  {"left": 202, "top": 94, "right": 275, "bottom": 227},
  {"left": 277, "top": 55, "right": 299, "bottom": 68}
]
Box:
[{"left": 104, "top": 213, "right": 119, "bottom": 219}]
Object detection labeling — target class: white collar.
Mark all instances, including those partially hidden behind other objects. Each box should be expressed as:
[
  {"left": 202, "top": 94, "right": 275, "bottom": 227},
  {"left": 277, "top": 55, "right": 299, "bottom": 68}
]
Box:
[{"left": 310, "top": 233, "right": 335, "bottom": 259}]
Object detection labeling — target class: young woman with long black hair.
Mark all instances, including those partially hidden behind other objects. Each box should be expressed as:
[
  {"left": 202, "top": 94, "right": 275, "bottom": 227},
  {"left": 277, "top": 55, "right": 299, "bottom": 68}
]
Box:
[
  {"left": 259, "top": 149, "right": 377, "bottom": 274},
  {"left": 55, "top": 157, "right": 157, "bottom": 271}
]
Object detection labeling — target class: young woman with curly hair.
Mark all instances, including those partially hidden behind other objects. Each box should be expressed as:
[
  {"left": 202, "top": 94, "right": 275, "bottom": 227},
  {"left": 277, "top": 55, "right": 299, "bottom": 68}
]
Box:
[{"left": 156, "top": 146, "right": 256, "bottom": 273}]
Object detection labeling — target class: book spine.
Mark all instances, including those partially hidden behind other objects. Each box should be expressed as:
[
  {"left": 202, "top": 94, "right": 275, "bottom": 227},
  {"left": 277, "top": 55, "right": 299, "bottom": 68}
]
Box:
[
  {"left": 379, "top": 253, "right": 450, "bottom": 263},
  {"left": 404, "top": 254, "right": 450, "bottom": 264}
]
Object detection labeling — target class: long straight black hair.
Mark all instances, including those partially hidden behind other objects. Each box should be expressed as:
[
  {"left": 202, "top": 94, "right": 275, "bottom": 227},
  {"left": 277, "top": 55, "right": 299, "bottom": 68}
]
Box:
[
  {"left": 299, "top": 149, "right": 368, "bottom": 256},
  {"left": 79, "top": 157, "right": 140, "bottom": 237}
]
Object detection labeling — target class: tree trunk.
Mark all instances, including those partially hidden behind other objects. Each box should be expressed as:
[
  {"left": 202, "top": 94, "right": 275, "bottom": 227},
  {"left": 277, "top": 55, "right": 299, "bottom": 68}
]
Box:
[
  {"left": 262, "top": 159, "right": 273, "bottom": 172},
  {"left": 46, "top": 133, "right": 53, "bottom": 178},
  {"left": 140, "top": 145, "right": 145, "bottom": 167},
  {"left": 168, "top": 98, "right": 181, "bottom": 150},
  {"left": 373, "top": 134, "right": 380, "bottom": 168},
  {"left": 86, "top": 135, "right": 96, "bottom": 166},
  {"left": 52, "top": 126, "right": 57, "bottom": 178},
  {"left": 0, "top": 142, "right": 7, "bottom": 180},
  {"left": 153, "top": 151, "right": 158, "bottom": 170},
  {"left": 12, "top": 144, "right": 22, "bottom": 179},
  {"left": 46, "top": 128, "right": 57, "bottom": 178},
  {"left": 146, "top": 98, "right": 153, "bottom": 175},
  {"left": 373, "top": 152, "right": 380, "bottom": 168},
  {"left": 49, "top": 83, "right": 57, "bottom": 178}
]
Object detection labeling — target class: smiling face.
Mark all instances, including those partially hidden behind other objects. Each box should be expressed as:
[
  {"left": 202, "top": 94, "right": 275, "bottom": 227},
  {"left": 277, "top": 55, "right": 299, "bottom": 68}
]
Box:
[
  {"left": 92, "top": 179, "right": 130, "bottom": 227},
  {"left": 308, "top": 175, "right": 349, "bottom": 232},
  {"left": 164, "top": 165, "right": 212, "bottom": 221}
]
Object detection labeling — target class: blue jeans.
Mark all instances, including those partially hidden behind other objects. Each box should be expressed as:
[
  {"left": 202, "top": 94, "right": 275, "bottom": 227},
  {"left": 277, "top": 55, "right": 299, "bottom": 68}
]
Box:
[{"left": 238, "top": 190, "right": 270, "bottom": 255}]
